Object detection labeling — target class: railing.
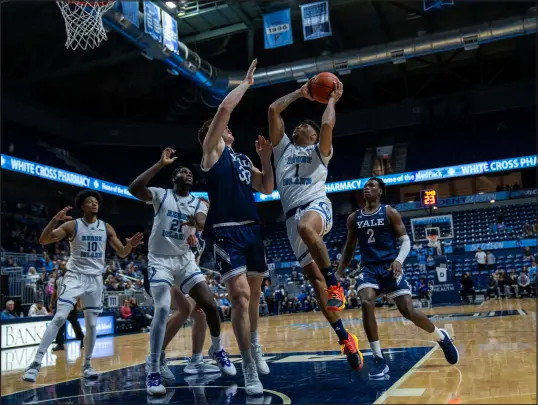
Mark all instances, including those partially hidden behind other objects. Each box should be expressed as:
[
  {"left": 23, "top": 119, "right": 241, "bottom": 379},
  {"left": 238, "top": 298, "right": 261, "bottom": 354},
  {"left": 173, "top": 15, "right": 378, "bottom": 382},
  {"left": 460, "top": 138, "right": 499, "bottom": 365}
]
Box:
[
  {"left": 1, "top": 267, "right": 48, "bottom": 307},
  {"left": 102, "top": 291, "right": 152, "bottom": 308}
]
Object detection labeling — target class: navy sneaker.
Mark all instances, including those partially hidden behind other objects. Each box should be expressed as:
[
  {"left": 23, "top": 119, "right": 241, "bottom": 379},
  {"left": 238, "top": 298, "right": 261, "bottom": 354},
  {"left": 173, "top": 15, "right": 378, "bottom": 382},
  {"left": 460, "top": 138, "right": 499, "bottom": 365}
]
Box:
[
  {"left": 437, "top": 329, "right": 459, "bottom": 365},
  {"left": 368, "top": 356, "right": 389, "bottom": 378}
]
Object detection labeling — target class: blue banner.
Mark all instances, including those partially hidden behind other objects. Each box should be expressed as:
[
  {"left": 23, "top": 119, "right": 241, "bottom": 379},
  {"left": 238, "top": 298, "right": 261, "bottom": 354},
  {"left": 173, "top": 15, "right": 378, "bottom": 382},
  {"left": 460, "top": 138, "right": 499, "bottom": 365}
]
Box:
[
  {"left": 263, "top": 9, "right": 293, "bottom": 49},
  {"left": 162, "top": 10, "right": 178, "bottom": 53},
  {"left": 143, "top": 1, "right": 162, "bottom": 42},
  {"left": 300, "top": 1, "right": 332, "bottom": 41},
  {"left": 66, "top": 315, "right": 115, "bottom": 340},
  {"left": 464, "top": 238, "right": 537, "bottom": 252},
  {"left": 121, "top": 0, "right": 140, "bottom": 27},
  {"left": 254, "top": 155, "right": 537, "bottom": 202}
]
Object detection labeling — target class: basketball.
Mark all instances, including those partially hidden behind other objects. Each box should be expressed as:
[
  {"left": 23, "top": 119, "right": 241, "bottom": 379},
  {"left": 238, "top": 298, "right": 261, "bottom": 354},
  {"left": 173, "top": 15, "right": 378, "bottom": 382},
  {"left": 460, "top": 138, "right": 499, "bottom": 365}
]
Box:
[{"left": 308, "top": 72, "right": 339, "bottom": 104}]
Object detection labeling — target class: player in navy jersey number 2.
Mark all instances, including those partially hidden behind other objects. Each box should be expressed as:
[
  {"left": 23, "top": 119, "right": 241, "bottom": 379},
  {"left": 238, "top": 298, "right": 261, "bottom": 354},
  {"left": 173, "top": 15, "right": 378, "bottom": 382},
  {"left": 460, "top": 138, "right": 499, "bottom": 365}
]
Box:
[
  {"left": 337, "top": 178, "right": 459, "bottom": 378},
  {"left": 198, "top": 59, "right": 274, "bottom": 395},
  {"left": 23, "top": 190, "right": 143, "bottom": 383},
  {"left": 268, "top": 79, "right": 363, "bottom": 371}
]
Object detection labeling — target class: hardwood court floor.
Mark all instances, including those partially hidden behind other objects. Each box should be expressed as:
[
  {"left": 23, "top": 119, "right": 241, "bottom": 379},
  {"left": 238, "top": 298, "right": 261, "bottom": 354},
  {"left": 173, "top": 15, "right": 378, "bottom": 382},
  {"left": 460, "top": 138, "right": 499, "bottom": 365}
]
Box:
[{"left": 1, "top": 299, "right": 536, "bottom": 404}]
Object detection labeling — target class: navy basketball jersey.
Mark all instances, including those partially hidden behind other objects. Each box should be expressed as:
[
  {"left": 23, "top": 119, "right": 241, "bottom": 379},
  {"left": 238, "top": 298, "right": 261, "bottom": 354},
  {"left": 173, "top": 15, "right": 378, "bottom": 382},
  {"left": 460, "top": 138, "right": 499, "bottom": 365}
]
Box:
[
  {"left": 203, "top": 147, "right": 259, "bottom": 228},
  {"left": 355, "top": 204, "right": 398, "bottom": 263}
]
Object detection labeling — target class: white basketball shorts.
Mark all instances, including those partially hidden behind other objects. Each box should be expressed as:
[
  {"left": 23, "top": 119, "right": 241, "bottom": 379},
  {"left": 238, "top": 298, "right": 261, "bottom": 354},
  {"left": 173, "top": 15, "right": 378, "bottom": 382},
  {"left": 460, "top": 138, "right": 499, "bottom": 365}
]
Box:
[
  {"left": 57, "top": 272, "right": 104, "bottom": 313},
  {"left": 285, "top": 196, "right": 333, "bottom": 267},
  {"left": 148, "top": 250, "right": 206, "bottom": 295}
]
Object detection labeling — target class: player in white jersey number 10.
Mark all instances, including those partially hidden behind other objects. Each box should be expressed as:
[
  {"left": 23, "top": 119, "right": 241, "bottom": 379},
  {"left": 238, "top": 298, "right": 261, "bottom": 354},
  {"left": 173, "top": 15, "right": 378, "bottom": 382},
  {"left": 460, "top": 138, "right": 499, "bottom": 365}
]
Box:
[
  {"left": 23, "top": 190, "right": 143, "bottom": 383},
  {"left": 129, "top": 148, "right": 235, "bottom": 396}
]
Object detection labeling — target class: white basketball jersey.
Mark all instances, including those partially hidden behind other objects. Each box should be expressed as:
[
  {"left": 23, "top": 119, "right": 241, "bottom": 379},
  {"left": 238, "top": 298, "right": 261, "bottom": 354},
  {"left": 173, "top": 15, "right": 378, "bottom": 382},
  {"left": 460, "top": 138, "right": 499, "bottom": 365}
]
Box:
[
  {"left": 66, "top": 218, "right": 107, "bottom": 276},
  {"left": 274, "top": 134, "right": 332, "bottom": 212},
  {"left": 147, "top": 188, "right": 209, "bottom": 256}
]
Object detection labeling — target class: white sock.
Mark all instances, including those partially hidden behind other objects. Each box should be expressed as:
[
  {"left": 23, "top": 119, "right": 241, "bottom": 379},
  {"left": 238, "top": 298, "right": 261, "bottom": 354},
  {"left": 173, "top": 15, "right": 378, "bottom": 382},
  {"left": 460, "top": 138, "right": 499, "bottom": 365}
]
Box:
[
  {"left": 149, "top": 285, "right": 171, "bottom": 374},
  {"left": 250, "top": 330, "right": 259, "bottom": 346},
  {"left": 160, "top": 351, "right": 166, "bottom": 361},
  {"left": 432, "top": 326, "right": 444, "bottom": 342},
  {"left": 191, "top": 353, "right": 203, "bottom": 363},
  {"left": 369, "top": 341, "right": 382, "bottom": 358},
  {"left": 83, "top": 312, "right": 99, "bottom": 367},
  {"left": 211, "top": 335, "right": 222, "bottom": 352}
]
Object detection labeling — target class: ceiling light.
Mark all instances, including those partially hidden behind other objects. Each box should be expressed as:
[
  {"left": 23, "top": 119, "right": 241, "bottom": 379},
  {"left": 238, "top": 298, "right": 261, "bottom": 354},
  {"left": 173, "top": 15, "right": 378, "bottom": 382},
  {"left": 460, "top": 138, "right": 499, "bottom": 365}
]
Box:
[
  {"left": 165, "top": 1, "right": 177, "bottom": 9},
  {"left": 177, "top": 10, "right": 186, "bottom": 16},
  {"left": 490, "top": 200, "right": 495, "bottom": 203},
  {"left": 433, "top": 206, "right": 438, "bottom": 210}
]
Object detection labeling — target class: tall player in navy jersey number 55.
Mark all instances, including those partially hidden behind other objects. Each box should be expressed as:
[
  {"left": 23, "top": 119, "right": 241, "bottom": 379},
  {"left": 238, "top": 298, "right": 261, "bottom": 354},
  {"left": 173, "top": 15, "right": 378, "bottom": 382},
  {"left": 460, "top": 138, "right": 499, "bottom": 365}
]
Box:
[
  {"left": 197, "top": 59, "right": 273, "bottom": 396},
  {"left": 337, "top": 178, "right": 459, "bottom": 379}
]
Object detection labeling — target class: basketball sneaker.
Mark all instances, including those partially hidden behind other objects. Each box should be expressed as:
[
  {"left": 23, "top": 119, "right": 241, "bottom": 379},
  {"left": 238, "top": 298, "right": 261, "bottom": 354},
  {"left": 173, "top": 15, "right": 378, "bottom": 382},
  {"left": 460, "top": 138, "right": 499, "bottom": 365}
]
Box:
[
  {"left": 327, "top": 284, "right": 346, "bottom": 311},
  {"left": 251, "top": 343, "right": 270, "bottom": 375},
  {"left": 209, "top": 346, "right": 237, "bottom": 376},
  {"left": 437, "top": 329, "right": 459, "bottom": 365},
  {"left": 242, "top": 361, "right": 263, "bottom": 396},
  {"left": 82, "top": 365, "right": 99, "bottom": 379},
  {"left": 184, "top": 357, "right": 221, "bottom": 374},
  {"left": 368, "top": 356, "right": 389, "bottom": 378},
  {"left": 145, "top": 355, "right": 175, "bottom": 381},
  {"left": 340, "top": 332, "right": 363, "bottom": 371},
  {"left": 22, "top": 362, "right": 41, "bottom": 383},
  {"left": 146, "top": 372, "right": 166, "bottom": 396}
]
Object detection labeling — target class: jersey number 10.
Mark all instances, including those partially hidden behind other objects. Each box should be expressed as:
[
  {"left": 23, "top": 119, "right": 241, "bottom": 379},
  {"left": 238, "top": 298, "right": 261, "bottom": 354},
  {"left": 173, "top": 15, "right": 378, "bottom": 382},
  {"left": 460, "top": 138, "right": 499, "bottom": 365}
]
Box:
[{"left": 86, "top": 242, "right": 98, "bottom": 252}]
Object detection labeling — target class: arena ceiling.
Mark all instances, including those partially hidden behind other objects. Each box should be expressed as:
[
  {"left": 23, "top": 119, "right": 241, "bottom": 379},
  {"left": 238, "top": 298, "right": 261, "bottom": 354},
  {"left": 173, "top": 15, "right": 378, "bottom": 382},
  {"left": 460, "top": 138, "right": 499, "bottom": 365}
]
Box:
[{"left": 1, "top": 0, "right": 536, "bottom": 146}]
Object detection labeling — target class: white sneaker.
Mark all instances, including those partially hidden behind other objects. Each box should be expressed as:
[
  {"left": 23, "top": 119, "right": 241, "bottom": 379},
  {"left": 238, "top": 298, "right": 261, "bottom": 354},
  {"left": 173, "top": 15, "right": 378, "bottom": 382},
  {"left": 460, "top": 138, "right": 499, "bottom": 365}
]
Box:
[
  {"left": 209, "top": 346, "right": 237, "bottom": 376},
  {"left": 145, "top": 355, "right": 175, "bottom": 381},
  {"left": 251, "top": 344, "right": 270, "bottom": 375},
  {"left": 82, "top": 365, "right": 99, "bottom": 379},
  {"left": 22, "top": 362, "right": 41, "bottom": 382},
  {"left": 146, "top": 372, "right": 167, "bottom": 396},
  {"left": 242, "top": 361, "right": 263, "bottom": 396},
  {"left": 184, "top": 358, "right": 221, "bottom": 374}
]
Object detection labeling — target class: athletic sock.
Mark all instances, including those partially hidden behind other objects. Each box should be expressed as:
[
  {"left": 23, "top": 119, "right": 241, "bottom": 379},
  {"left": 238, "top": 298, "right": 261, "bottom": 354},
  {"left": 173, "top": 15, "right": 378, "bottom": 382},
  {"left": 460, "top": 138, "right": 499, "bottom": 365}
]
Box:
[
  {"left": 191, "top": 353, "right": 203, "bottom": 363},
  {"left": 160, "top": 351, "right": 166, "bottom": 361},
  {"left": 320, "top": 266, "right": 338, "bottom": 288},
  {"left": 211, "top": 335, "right": 222, "bottom": 352},
  {"left": 432, "top": 326, "right": 444, "bottom": 341},
  {"left": 369, "top": 341, "right": 383, "bottom": 358},
  {"left": 250, "top": 330, "right": 259, "bottom": 346},
  {"left": 330, "top": 319, "right": 349, "bottom": 342}
]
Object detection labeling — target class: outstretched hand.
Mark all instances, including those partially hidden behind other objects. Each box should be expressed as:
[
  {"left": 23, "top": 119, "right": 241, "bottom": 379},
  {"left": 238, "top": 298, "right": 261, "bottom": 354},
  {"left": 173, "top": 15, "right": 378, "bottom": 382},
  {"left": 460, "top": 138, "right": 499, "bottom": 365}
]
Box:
[
  {"left": 53, "top": 206, "right": 73, "bottom": 222},
  {"left": 255, "top": 135, "right": 273, "bottom": 159},
  {"left": 126, "top": 232, "right": 144, "bottom": 248},
  {"left": 244, "top": 59, "right": 258, "bottom": 86},
  {"left": 159, "top": 148, "right": 178, "bottom": 166},
  {"left": 329, "top": 80, "right": 344, "bottom": 103}
]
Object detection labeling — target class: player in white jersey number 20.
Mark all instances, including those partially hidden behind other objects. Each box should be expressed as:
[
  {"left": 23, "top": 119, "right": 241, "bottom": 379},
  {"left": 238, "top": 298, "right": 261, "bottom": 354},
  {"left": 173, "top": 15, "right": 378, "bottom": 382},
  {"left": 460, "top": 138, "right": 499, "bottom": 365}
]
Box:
[
  {"left": 268, "top": 79, "right": 363, "bottom": 371},
  {"left": 23, "top": 190, "right": 143, "bottom": 383},
  {"left": 129, "top": 148, "right": 235, "bottom": 396}
]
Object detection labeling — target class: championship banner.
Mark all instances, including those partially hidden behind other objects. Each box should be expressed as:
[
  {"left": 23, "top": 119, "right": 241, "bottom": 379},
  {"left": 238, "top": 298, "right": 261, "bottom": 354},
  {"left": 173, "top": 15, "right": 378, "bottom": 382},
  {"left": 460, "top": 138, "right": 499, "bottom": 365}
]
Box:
[
  {"left": 162, "top": 11, "right": 179, "bottom": 53},
  {"left": 263, "top": 9, "right": 293, "bottom": 49},
  {"left": 300, "top": 1, "right": 332, "bottom": 41},
  {"left": 121, "top": 0, "right": 140, "bottom": 27},
  {"left": 143, "top": 1, "right": 162, "bottom": 43}
]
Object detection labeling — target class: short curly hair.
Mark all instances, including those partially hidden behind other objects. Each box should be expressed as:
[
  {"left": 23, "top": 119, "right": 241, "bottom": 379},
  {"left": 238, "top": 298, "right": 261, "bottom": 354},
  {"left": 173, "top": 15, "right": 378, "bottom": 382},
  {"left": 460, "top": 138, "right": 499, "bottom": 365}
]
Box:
[
  {"left": 74, "top": 190, "right": 103, "bottom": 211},
  {"left": 198, "top": 118, "right": 213, "bottom": 146}
]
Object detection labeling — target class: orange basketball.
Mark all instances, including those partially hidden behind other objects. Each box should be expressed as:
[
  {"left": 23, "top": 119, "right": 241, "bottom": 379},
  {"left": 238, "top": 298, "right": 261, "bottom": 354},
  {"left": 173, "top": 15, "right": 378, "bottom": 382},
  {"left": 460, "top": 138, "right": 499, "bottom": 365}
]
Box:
[{"left": 308, "top": 72, "right": 339, "bottom": 104}]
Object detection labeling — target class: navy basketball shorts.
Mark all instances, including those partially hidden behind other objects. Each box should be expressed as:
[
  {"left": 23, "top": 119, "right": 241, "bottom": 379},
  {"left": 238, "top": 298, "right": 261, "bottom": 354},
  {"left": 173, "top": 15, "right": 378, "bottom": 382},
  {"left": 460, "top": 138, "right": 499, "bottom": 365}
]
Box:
[
  {"left": 356, "top": 261, "right": 412, "bottom": 300},
  {"left": 212, "top": 223, "right": 269, "bottom": 283}
]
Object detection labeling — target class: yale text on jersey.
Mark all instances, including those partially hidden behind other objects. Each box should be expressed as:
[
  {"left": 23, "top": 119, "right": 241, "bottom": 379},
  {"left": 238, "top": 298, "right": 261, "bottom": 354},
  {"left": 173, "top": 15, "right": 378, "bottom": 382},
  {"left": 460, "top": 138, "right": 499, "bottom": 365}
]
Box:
[{"left": 356, "top": 218, "right": 385, "bottom": 228}]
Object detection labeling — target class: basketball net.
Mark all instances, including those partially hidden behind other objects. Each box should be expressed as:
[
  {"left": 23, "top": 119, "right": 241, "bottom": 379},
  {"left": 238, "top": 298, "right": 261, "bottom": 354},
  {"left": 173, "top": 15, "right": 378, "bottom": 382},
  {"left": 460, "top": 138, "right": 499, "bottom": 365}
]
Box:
[
  {"left": 57, "top": 1, "right": 115, "bottom": 50},
  {"left": 427, "top": 234, "right": 439, "bottom": 248}
]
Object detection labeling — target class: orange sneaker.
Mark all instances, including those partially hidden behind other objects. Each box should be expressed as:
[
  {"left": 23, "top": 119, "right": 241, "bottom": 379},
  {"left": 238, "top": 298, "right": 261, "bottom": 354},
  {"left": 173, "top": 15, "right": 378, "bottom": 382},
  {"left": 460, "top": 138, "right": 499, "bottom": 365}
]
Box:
[
  {"left": 340, "top": 332, "right": 363, "bottom": 371},
  {"left": 327, "top": 284, "right": 346, "bottom": 311}
]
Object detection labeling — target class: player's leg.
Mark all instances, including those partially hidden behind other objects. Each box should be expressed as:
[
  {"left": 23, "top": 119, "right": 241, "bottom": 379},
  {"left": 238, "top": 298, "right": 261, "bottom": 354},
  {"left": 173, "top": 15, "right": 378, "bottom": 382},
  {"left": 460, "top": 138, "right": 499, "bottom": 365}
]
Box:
[
  {"left": 79, "top": 274, "right": 104, "bottom": 379},
  {"left": 303, "top": 261, "right": 363, "bottom": 370},
  {"left": 67, "top": 305, "right": 85, "bottom": 347},
  {"left": 23, "top": 272, "right": 83, "bottom": 382},
  {"left": 186, "top": 301, "right": 221, "bottom": 375}
]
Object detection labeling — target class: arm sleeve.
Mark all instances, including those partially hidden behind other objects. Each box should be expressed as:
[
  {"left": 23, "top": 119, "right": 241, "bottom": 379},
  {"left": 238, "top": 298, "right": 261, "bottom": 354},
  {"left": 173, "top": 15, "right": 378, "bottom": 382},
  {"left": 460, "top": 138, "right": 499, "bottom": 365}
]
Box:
[
  {"left": 395, "top": 235, "right": 411, "bottom": 265},
  {"left": 273, "top": 134, "right": 291, "bottom": 164}
]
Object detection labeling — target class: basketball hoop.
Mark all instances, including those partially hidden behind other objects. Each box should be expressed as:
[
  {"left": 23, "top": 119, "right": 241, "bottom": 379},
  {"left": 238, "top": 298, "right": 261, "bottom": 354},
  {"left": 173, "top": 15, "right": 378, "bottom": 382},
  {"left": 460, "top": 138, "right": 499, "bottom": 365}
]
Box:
[
  {"left": 427, "top": 234, "right": 439, "bottom": 248},
  {"left": 56, "top": 0, "right": 115, "bottom": 50}
]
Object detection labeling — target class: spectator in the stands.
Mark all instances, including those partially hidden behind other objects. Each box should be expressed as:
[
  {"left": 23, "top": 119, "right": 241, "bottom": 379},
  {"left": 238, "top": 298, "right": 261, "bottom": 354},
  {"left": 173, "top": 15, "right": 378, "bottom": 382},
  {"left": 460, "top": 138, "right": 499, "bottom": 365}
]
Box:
[
  {"left": 25, "top": 267, "right": 40, "bottom": 290},
  {"left": 1, "top": 300, "right": 20, "bottom": 319},
  {"left": 120, "top": 299, "right": 132, "bottom": 320},
  {"left": 485, "top": 274, "right": 500, "bottom": 300},
  {"left": 529, "top": 261, "right": 537, "bottom": 278},
  {"left": 275, "top": 285, "right": 287, "bottom": 315},
  {"left": 533, "top": 222, "right": 538, "bottom": 235},
  {"left": 523, "top": 247, "right": 535, "bottom": 263},
  {"left": 29, "top": 300, "right": 49, "bottom": 317},
  {"left": 417, "top": 277, "right": 430, "bottom": 304},
  {"left": 124, "top": 281, "right": 136, "bottom": 293},
  {"left": 486, "top": 250, "right": 496, "bottom": 271},
  {"left": 523, "top": 223, "right": 534, "bottom": 237},
  {"left": 507, "top": 269, "right": 520, "bottom": 298},
  {"left": 475, "top": 248, "right": 487, "bottom": 271},
  {"left": 418, "top": 251, "right": 427, "bottom": 273},
  {"left": 460, "top": 272, "right": 476, "bottom": 304},
  {"left": 497, "top": 271, "right": 508, "bottom": 298},
  {"left": 518, "top": 269, "right": 531, "bottom": 297},
  {"left": 426, "top": 254, "right": 436, "bottom": 271},
  {"left": 215, "top": 293, "right": 231, "bottom": 319},
  {"left": 129, "top": 298, "right": 149, "bottom": 330},
  {"left": 263, "top": 279, "right": 274, "bottom": 315}
]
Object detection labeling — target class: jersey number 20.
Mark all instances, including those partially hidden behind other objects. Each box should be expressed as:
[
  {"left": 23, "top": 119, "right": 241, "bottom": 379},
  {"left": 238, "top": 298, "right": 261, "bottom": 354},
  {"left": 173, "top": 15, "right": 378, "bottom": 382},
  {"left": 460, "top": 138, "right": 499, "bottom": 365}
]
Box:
[{"left": 367, "top": 229, "right": 375, "bottom": 244}]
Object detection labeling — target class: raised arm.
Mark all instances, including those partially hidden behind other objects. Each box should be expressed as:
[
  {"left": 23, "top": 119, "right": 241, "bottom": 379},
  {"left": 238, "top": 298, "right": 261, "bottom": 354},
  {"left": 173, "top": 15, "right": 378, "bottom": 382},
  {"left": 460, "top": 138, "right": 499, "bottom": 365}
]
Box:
[
  {"left": 268, "top": 82, "right": 313, "bottom": 147},
  {"left": 106, "top": 224, "right": 144, "bottom": 259},
  {"left": 128, "top": 148, "right": 177, "bottom": 202},
  {"left": 336, "top": 212, "right": 358, "bottom": 278},
  {"left": 319, "top": 80, "right": 343, "bottom": 157},
  {"left": 203, "top": 59, "right": 257, "bottom": 156},
  {"left": 251, "top": 135, "right": 274, "bottom": 195},
  {"left": 39, "top": 206, "right": 75, "bottom": 245}
]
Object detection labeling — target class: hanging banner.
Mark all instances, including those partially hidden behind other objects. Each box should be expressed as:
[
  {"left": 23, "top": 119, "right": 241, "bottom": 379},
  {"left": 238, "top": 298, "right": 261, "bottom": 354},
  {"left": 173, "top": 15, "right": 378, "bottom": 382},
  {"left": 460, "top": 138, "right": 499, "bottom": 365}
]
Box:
[
  {"left": 300, "top": 1, "right": 332, "bottom": 41},
  {"left": 263, "top": 9, "right": 293, "bottom": 49},
  {"left": 120, "top": 0, "right": 140, "bottom": 27},
  {"left": 162, "top": 11, "right": 179, "bottom": 53},
  {"left": 143, "top": 1, "right": 163, "bottom": 43}
]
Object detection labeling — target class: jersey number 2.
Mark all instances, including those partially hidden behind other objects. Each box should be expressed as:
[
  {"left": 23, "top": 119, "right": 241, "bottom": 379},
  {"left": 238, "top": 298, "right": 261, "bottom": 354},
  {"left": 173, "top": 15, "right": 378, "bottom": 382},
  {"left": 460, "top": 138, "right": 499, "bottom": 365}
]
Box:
[{"left": 367, "top": 229, "right": 375, "bottom": 244}]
